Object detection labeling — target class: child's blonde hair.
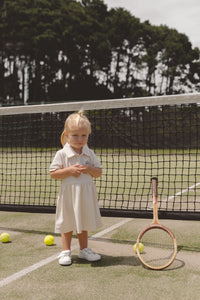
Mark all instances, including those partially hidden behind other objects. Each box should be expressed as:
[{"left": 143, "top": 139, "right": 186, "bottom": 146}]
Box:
[{"left": 61, "top": 110, "right": 91, "bottom": 146}]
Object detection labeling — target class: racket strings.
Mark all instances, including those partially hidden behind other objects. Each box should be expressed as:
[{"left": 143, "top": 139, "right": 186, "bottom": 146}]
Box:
[{"left": 138, "top": 228, "right": 176, "bottom": 269}]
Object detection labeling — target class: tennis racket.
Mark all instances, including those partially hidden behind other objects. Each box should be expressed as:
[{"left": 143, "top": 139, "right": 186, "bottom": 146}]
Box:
[{"left": 136, "top": 177, "right": 177, "bottom": 270}]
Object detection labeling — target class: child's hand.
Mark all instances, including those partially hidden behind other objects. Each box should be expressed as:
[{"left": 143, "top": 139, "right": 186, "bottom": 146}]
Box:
[
  {"left": 69, "top": 164, "right": 82, "bottom": 177},
  {"left": 79, "top": 164, "right": 90, "bottom": 174},
  {"left": 79, "top": 165, "right": 102, "bottom": 178}
]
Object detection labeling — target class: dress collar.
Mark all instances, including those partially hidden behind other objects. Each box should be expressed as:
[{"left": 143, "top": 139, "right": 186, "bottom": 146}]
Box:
[{"left": 63, "top": 143, "right": 91, "bottom": 158}]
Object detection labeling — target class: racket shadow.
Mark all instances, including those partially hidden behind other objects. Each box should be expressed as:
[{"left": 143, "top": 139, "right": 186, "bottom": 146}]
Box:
[
  {"left": 137, "top": 248, "right": 185, "bottom": 271},
  {"left": 138, "top": 254, "right": 185, "bottom": 271},
  {"left": 159, "top": 258, "right": 185, "bottom": 271}
]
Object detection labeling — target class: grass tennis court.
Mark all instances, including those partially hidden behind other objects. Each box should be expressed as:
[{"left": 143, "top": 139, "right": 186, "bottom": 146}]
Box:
[
  {"left": 1, "top": 96, "right": 200, "bottom": 298},
  {"left": 1, "top": 211, "right": 200, "bottom": 299}
]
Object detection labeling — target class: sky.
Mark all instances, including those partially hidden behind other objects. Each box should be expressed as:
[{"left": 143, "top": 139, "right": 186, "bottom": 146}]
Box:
[{"left": 103, "top": 0, "right": 200, "bottom": 49}]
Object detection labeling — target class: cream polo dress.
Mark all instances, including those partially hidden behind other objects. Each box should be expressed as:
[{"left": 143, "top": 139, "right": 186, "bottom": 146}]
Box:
[{"left": 50, "top": 143, "right": 102, "bottom": 234}]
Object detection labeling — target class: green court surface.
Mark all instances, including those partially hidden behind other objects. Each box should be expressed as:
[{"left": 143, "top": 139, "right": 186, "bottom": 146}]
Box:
[{"left": 1, "top": 211, "right": 200, "bottom": 299}]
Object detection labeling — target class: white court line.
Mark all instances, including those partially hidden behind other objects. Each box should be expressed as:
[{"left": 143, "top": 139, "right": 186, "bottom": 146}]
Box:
[
  {"left": 0, "top": 218, "right": 131, "bottom": 288},
  {"left": 147, "top": 182, "right": 200, "bottom": 210},
  {"left": 163, "top": 182, "right": 200, "bottom": 202}
]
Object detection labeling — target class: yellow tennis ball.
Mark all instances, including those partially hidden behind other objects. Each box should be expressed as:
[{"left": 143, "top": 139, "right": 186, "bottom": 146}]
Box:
[
  {"left": 0, "top": 232, "right": 10, "bottom": 243},
  {"left": 44, "top": 235, "right": 54, "bottom": 246},
  {"left": 133, "top": 242, "right": 144, "bottom": 254}
]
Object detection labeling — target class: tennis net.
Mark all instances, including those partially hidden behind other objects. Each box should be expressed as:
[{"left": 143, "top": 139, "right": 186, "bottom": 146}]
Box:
[{"left": 1, "top": 93, "right": 200, "bottom": 220}]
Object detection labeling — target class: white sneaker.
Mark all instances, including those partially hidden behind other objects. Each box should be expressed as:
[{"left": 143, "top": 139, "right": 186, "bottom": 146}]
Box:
[
  {"left": 79, "top": 248, "right": 101, "bottom": 262},
  {"left": 58, "top": 250, "right": 71, "bottom": 266}
]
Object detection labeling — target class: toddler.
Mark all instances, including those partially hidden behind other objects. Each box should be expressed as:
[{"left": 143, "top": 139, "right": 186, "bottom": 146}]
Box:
[{"left": 50, "top": 110, "right": 102, "bottom": 265}]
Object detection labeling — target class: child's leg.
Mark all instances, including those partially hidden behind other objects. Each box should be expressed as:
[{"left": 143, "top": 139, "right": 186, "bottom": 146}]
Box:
[
  {"left": 77, "top": 230, "right": 88, "bottom": 250},
  {"left": 61, "top": 231, "right": 73, "bottom": 250}
]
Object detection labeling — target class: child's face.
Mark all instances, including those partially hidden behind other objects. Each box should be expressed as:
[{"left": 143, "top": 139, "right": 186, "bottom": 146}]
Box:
[{"left": 65, "top": 126, "right": 89, "bottom": 153}]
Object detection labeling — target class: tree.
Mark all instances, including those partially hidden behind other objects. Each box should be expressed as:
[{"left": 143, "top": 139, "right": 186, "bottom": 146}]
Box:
[
  {"left": 0, "top": 0, "right": 200, "bottom": 105},
  {"left": 158, "top": 26, "right": 197, "bottom": 94}
]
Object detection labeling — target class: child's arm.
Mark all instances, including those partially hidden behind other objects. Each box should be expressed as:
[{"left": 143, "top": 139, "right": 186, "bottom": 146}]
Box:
[
  {"left": 79, "top": 165, "right": 102, "bottom": 178},
  {"left": 50, "top": 164, "right": 82, "bottom": 179}
]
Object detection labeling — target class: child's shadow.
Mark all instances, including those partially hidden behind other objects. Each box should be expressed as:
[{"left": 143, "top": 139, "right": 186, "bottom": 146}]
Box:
[{"left": 72, "top": 254, "right": 141, "bottom": 267}]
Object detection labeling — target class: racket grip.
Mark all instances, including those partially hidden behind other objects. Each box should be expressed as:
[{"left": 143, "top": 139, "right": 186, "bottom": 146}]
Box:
[{"left": 151, "top": 177, "right": 158, "bottom": 202}]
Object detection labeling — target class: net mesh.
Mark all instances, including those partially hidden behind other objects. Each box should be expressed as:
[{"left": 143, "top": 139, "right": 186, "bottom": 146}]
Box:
[{"left": 1, "top": 94, "right": 200, "bottom": 219}]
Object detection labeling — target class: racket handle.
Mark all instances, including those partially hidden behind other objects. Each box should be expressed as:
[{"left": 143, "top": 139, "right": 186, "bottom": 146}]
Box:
[{"left": 151, "top": 177, "right": 158, "bottom": 202}]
